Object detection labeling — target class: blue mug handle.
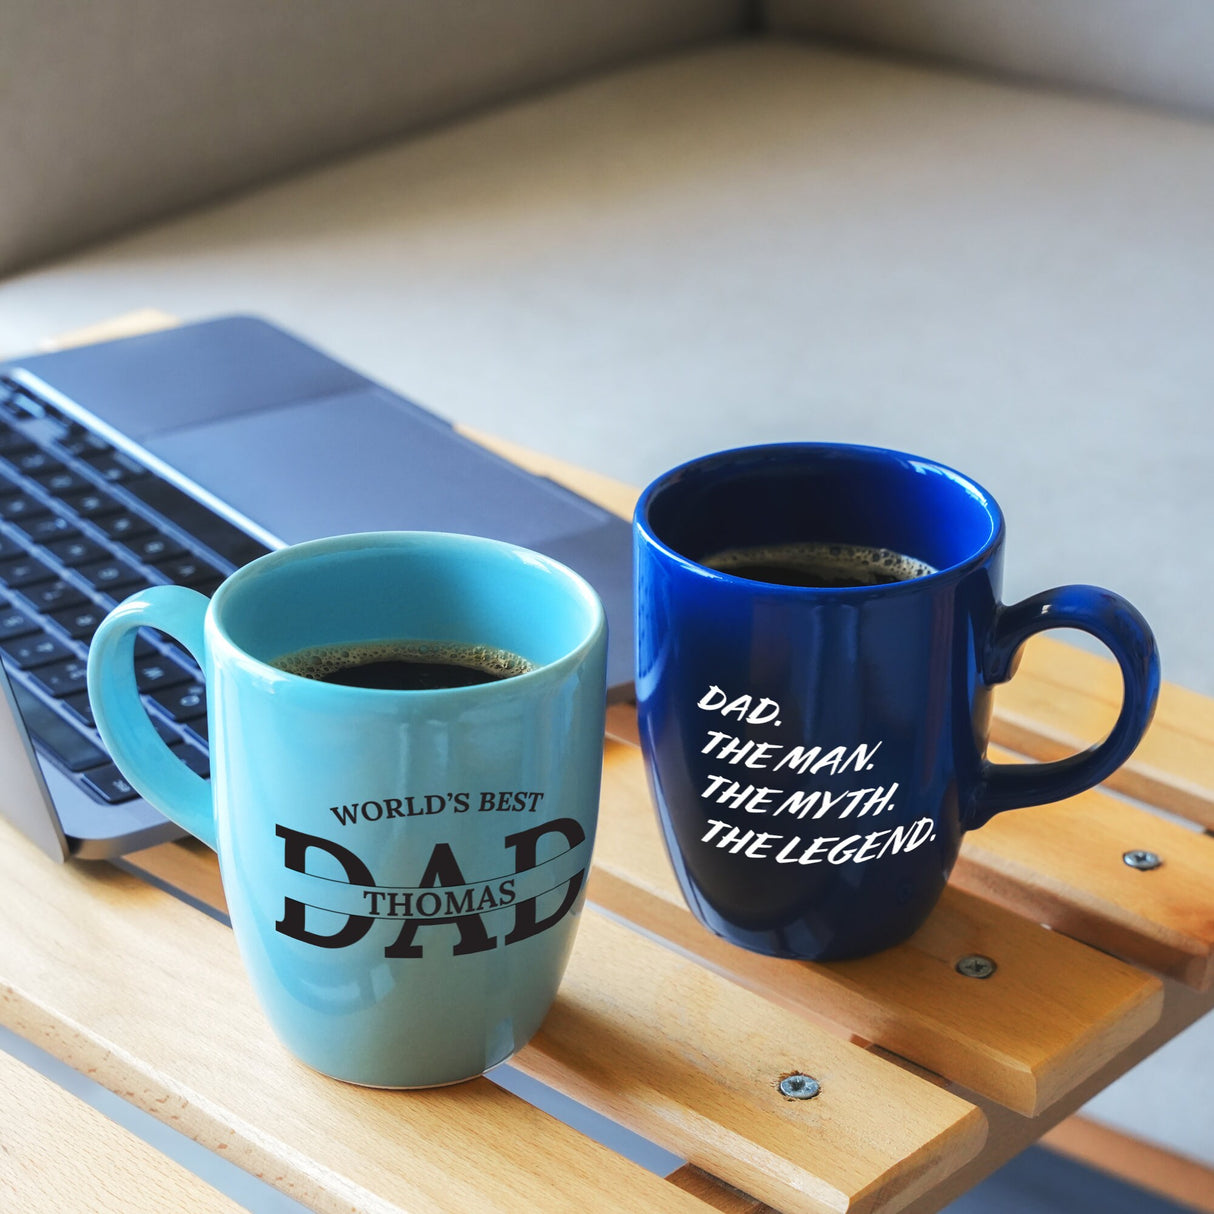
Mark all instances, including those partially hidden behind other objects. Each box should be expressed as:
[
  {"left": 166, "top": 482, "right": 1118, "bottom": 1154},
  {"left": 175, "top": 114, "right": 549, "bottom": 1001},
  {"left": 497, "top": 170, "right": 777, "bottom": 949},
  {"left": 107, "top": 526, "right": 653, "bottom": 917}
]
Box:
[
  {"left": 86, "top": 585, "right": 217, "bottom": 849},
  {"left": 965, "top": 584, "right": 1160, "bottom": 829}
]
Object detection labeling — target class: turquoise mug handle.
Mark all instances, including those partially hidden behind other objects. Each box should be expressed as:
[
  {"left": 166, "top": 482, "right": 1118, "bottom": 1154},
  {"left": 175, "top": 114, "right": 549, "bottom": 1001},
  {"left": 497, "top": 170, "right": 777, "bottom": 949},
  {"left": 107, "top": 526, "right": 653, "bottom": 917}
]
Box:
[{"left": 86, "top": 585, "right": 216, "bottom": 849}]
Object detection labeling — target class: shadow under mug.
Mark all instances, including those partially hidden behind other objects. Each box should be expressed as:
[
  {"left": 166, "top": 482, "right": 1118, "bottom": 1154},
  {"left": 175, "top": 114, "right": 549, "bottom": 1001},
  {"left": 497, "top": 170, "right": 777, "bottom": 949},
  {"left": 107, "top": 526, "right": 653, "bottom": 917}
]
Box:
[
  {"left": 634, "top": 444, "right": 1160, "bottom": 962},
  {"left": 87, "top": 531, "right": 607, "bottom": 1087}
]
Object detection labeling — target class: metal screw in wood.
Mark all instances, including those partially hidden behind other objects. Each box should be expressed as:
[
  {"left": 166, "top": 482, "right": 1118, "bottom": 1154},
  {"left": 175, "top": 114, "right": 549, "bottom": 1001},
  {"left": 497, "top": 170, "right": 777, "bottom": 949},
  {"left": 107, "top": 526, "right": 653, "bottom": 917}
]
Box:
[
  {"left": 1123, "top": 849, "right": 1162, "bottom": 870},
  {"left": 778, "top": 1073, "right": 821, "bottom": 1100},
  {"left": 955, "top": 954, "right": 997, "bottom": 979}
]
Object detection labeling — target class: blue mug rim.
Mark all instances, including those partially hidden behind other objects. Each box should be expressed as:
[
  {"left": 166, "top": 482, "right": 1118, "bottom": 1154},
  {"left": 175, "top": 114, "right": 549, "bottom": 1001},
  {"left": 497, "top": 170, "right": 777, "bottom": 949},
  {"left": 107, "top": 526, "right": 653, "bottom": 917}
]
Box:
[
  {"left": 205, "top": 530, "right": 607, "bottom": 698},
  {"left": 635, "top": 442, "right": 1006, "bottom": 598}
]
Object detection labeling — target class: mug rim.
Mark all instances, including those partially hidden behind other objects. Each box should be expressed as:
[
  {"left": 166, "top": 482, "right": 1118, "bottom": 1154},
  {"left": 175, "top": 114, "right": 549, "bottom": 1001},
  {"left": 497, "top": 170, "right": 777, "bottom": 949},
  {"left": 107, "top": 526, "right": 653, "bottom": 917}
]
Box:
[
  {"left": 634, "top": 441, "right": 1006, "bottom": 597},
  {"left": 204, "top": 530, "right": 607, "bottom": 696}
]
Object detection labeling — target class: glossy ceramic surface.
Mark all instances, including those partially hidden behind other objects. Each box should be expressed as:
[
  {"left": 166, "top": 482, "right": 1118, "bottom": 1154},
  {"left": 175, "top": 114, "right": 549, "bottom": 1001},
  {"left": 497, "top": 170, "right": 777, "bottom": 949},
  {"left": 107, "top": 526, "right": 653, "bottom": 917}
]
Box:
[
  {"left": 635, "top": 444, "right": 1158, "bottom": 961},
  {"left": 88, "top": 532, "right": 607, "bottom": 1086}
]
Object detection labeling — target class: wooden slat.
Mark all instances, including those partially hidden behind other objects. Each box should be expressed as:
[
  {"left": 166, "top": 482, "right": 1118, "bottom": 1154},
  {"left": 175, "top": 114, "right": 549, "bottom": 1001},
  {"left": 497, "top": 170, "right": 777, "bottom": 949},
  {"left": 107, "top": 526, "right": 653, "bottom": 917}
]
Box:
[
  {"left": 0, "top": 820, "right": 713, "bottom": 1214},
  {"left": 591, "top": 740, "right": 1163, "bottom": 1117},
  {"left": 898, "top": 974, "right": 1214, "bottom": 1214},
  {"left": 954, "top": 749, "right": 1214, "bottom": 990},
  {"left": 37, "top": 308, "right": 181, "bottom": 353},
  {"left": 992, "top": 635, "right": 1214, "bottom": 830},
  {"left": 1042, "top": 1115, "right": 1214, "bottom": 1214},
  {"left": 668, "top": 1165, "right": 776, "bottom": 1214},
  {"left": 0, "top": 1048, "right": 244, "bottom": 1214},
  {"left": 129, "top": 835, "right": 986, "bottom": 1214},
  {"left": 516, "top": 910, "right": 987, "bottom": 1214},
  {"left": 125, "top": 837, "right": 227, "bottom": 914}
]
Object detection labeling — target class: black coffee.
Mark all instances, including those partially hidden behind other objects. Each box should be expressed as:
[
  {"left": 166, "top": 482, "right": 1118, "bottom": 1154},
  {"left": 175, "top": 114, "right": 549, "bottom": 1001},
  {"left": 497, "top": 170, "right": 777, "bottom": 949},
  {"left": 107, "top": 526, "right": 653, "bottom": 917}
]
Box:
[
  {"left": 702, "top": 541, "right": 935, "bottom": 588},
  {"left": 271, "top": 639, "right": 534, "bottom": 690}
]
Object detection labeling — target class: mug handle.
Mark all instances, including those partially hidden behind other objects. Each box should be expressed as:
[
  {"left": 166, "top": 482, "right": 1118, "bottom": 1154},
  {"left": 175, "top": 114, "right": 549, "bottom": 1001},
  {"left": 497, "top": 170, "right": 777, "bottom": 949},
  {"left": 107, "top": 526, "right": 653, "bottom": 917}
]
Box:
[
  {"left": 86, "top": 585, "right": 216, "bottom": 849},
  {"left": 964, "top": 584, "right": 1160, "bottom": 829}
]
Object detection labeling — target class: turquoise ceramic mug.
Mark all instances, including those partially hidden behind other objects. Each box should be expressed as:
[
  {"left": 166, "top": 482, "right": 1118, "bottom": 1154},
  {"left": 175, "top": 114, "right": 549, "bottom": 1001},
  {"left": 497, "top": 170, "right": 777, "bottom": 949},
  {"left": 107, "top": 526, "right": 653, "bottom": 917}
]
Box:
[{"left": 86, "top": 531, "right": 607, "bottom": 1087}]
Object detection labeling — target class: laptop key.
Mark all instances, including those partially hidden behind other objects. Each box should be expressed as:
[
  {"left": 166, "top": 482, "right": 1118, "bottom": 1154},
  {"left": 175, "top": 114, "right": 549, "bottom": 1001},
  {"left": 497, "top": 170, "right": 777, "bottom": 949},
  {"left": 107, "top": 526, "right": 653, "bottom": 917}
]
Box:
[
  {"left": 151, "top": 715, "right": 179, "bottom": 745},
  {"left": 48, "top": 603, "right": 106, "bottom": 640},
  {"left": 0, "top": 427, "right": 34, "bottom": 457},
  {"left": 0, "top": 493, "right": 49, "bottom": 523},
  {"left": 148, "top": 681, "right": 206, "bottom": 723},
  {"left": 120, "top": 532, "right": 185, "bottom": 563},
  {"left": 60, "top": 487, "right": 122, "bottom": 520},
  {"left": 94, "top": 510, "right": 154, "bottom": 542},
  {"left": 153, "top": 554, "right": 224, "bottom": 587},
  {"left": 45, "top": 535, "right": 109, "bottom": 566},
  {"left": 182, "top": 714, "right": 208, "bottom": 744},
  {"left": 163, "top": 643, "right": 201, "bottom": 678},
  {"left": 80, "top": 763, "right": 139, "bottom": 804},
  {"left": 58, "top": 428, "right": 109, "bottom": 458},
  {"left": 0, "top": 630, "right": 74, "bottom": 669},
  {"left": 81, "top": 449, "right": 145, "bottom": 483},
  {"left": 134, "top": 654, "right": 192, "bottom": 694},
  {"left": 76, "top": 556, "right": 145, "bottom": 594},
  {"left": 124, "top": 475, "right": 269, "bottom": 567},
  {"left": 22, "top": 579, "right": 89, "bottom": 613},
  {"left": 169, "top": 742, "right": 209, "bottom": 779},
  {"left": 4, "top": 449, "right": 65, "bottom": 478},
  {"left": 32, "top": 468, "right": 91, "bottom": 496},
  {"left": 62, "top": 691, "right": 95, "bottom": 728},
  {"left": 13, "top": 515, "right": 80, "bottom": 544},
  {"left": 17, "top": 697, "right": 108, "bottom": 774},
  {"left": 0, "top": 605, "right": 40, "bottom": 640},
  {"left": 28, "top": 656, "right": 89, "bottom": 699},
  {"left": 0, "top": 552, "right": 56, "bottom": 589}
]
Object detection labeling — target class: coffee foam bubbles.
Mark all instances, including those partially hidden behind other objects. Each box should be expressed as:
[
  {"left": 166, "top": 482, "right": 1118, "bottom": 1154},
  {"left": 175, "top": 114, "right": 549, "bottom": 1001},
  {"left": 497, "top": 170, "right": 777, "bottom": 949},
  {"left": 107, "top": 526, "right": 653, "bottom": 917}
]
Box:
[
  {"left": 270, "top": 638, "right": 535, "bottom": 682},
  {"left": 704, "top": 541, "right": 935, "bottom": 584}
]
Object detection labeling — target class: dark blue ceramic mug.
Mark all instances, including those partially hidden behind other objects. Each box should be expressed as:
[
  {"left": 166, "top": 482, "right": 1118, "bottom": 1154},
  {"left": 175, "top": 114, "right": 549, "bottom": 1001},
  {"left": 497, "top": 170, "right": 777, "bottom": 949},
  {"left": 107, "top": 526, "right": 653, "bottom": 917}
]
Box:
[{"left": 634, "top": 444, "right": 1159, "bottom": 961}]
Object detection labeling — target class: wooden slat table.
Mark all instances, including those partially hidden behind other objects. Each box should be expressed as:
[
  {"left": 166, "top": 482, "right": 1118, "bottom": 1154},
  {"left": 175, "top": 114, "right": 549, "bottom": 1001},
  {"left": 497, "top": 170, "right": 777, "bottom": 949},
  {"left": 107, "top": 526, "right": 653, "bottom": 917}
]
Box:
[{"left": 0, "top": 337, "right": 1212, "bottom": 1212}]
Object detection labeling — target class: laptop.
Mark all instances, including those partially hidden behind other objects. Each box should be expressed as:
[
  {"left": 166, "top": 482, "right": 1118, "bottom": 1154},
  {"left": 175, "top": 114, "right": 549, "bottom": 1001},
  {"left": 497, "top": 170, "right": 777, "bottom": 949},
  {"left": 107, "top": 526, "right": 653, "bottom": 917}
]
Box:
[{"left": 0, "top": 316, "right": 634, "bottom": 861}]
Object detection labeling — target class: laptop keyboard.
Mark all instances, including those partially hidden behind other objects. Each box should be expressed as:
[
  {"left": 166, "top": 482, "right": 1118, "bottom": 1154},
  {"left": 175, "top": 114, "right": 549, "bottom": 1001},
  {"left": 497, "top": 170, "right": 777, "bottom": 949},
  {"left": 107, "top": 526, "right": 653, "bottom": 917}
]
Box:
[{"left": 0, "top": 377, "right": 272, "bottom": 806}]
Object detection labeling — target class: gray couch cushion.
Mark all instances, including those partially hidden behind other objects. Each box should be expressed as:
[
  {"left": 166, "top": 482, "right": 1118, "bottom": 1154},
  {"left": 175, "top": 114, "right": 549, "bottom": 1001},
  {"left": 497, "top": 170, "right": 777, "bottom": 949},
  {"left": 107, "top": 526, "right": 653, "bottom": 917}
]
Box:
[
  {"left": 0, "top": 0, "right": 745, "bottom": 275},
  {"left": 768, "top": 0, "right": 1214, "bottom": 118}
]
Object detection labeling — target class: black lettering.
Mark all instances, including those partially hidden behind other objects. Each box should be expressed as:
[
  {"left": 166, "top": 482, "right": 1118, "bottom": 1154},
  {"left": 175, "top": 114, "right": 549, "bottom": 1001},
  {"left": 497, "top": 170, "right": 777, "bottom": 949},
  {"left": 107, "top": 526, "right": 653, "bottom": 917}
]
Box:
[
  {"left": 384, "top": 798, "right": 405, "bottom": 819},
  {"left": 383, "top": 843, "right": 496, "bottom": 957},
  {"left": 504, "top": 819, "right": 586, "bottom": 945},
  {"left": 425, "top": 795, "right": 446, "bottom": 815},
  {"left": 362, "top": 800, "right": 383, "bottom": 821},
  {"left": 275, "top": 825, "right": 375, "bottom": 948},
  {"left": 329, "top": 804, "right": 358, "bottom": 826},
  {"left": 446, "top": 888, "right": 476, "bottom": 914},
  {"left": 453, "top": 792, "right": 470, "bottom": 813},
  {"left": 479, "top": 791, "right": 496, "bottom": 812}
]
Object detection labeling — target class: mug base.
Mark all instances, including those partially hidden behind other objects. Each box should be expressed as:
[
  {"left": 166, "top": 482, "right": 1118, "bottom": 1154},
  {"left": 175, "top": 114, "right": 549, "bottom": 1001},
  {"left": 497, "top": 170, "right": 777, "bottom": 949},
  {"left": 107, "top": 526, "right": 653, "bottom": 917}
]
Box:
[
  {"left": 700, "top": 909, "right": 923, "bottom": 963},
  {"left": 297, "top": 1054, "right": 506, "bottom": 1090}
]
